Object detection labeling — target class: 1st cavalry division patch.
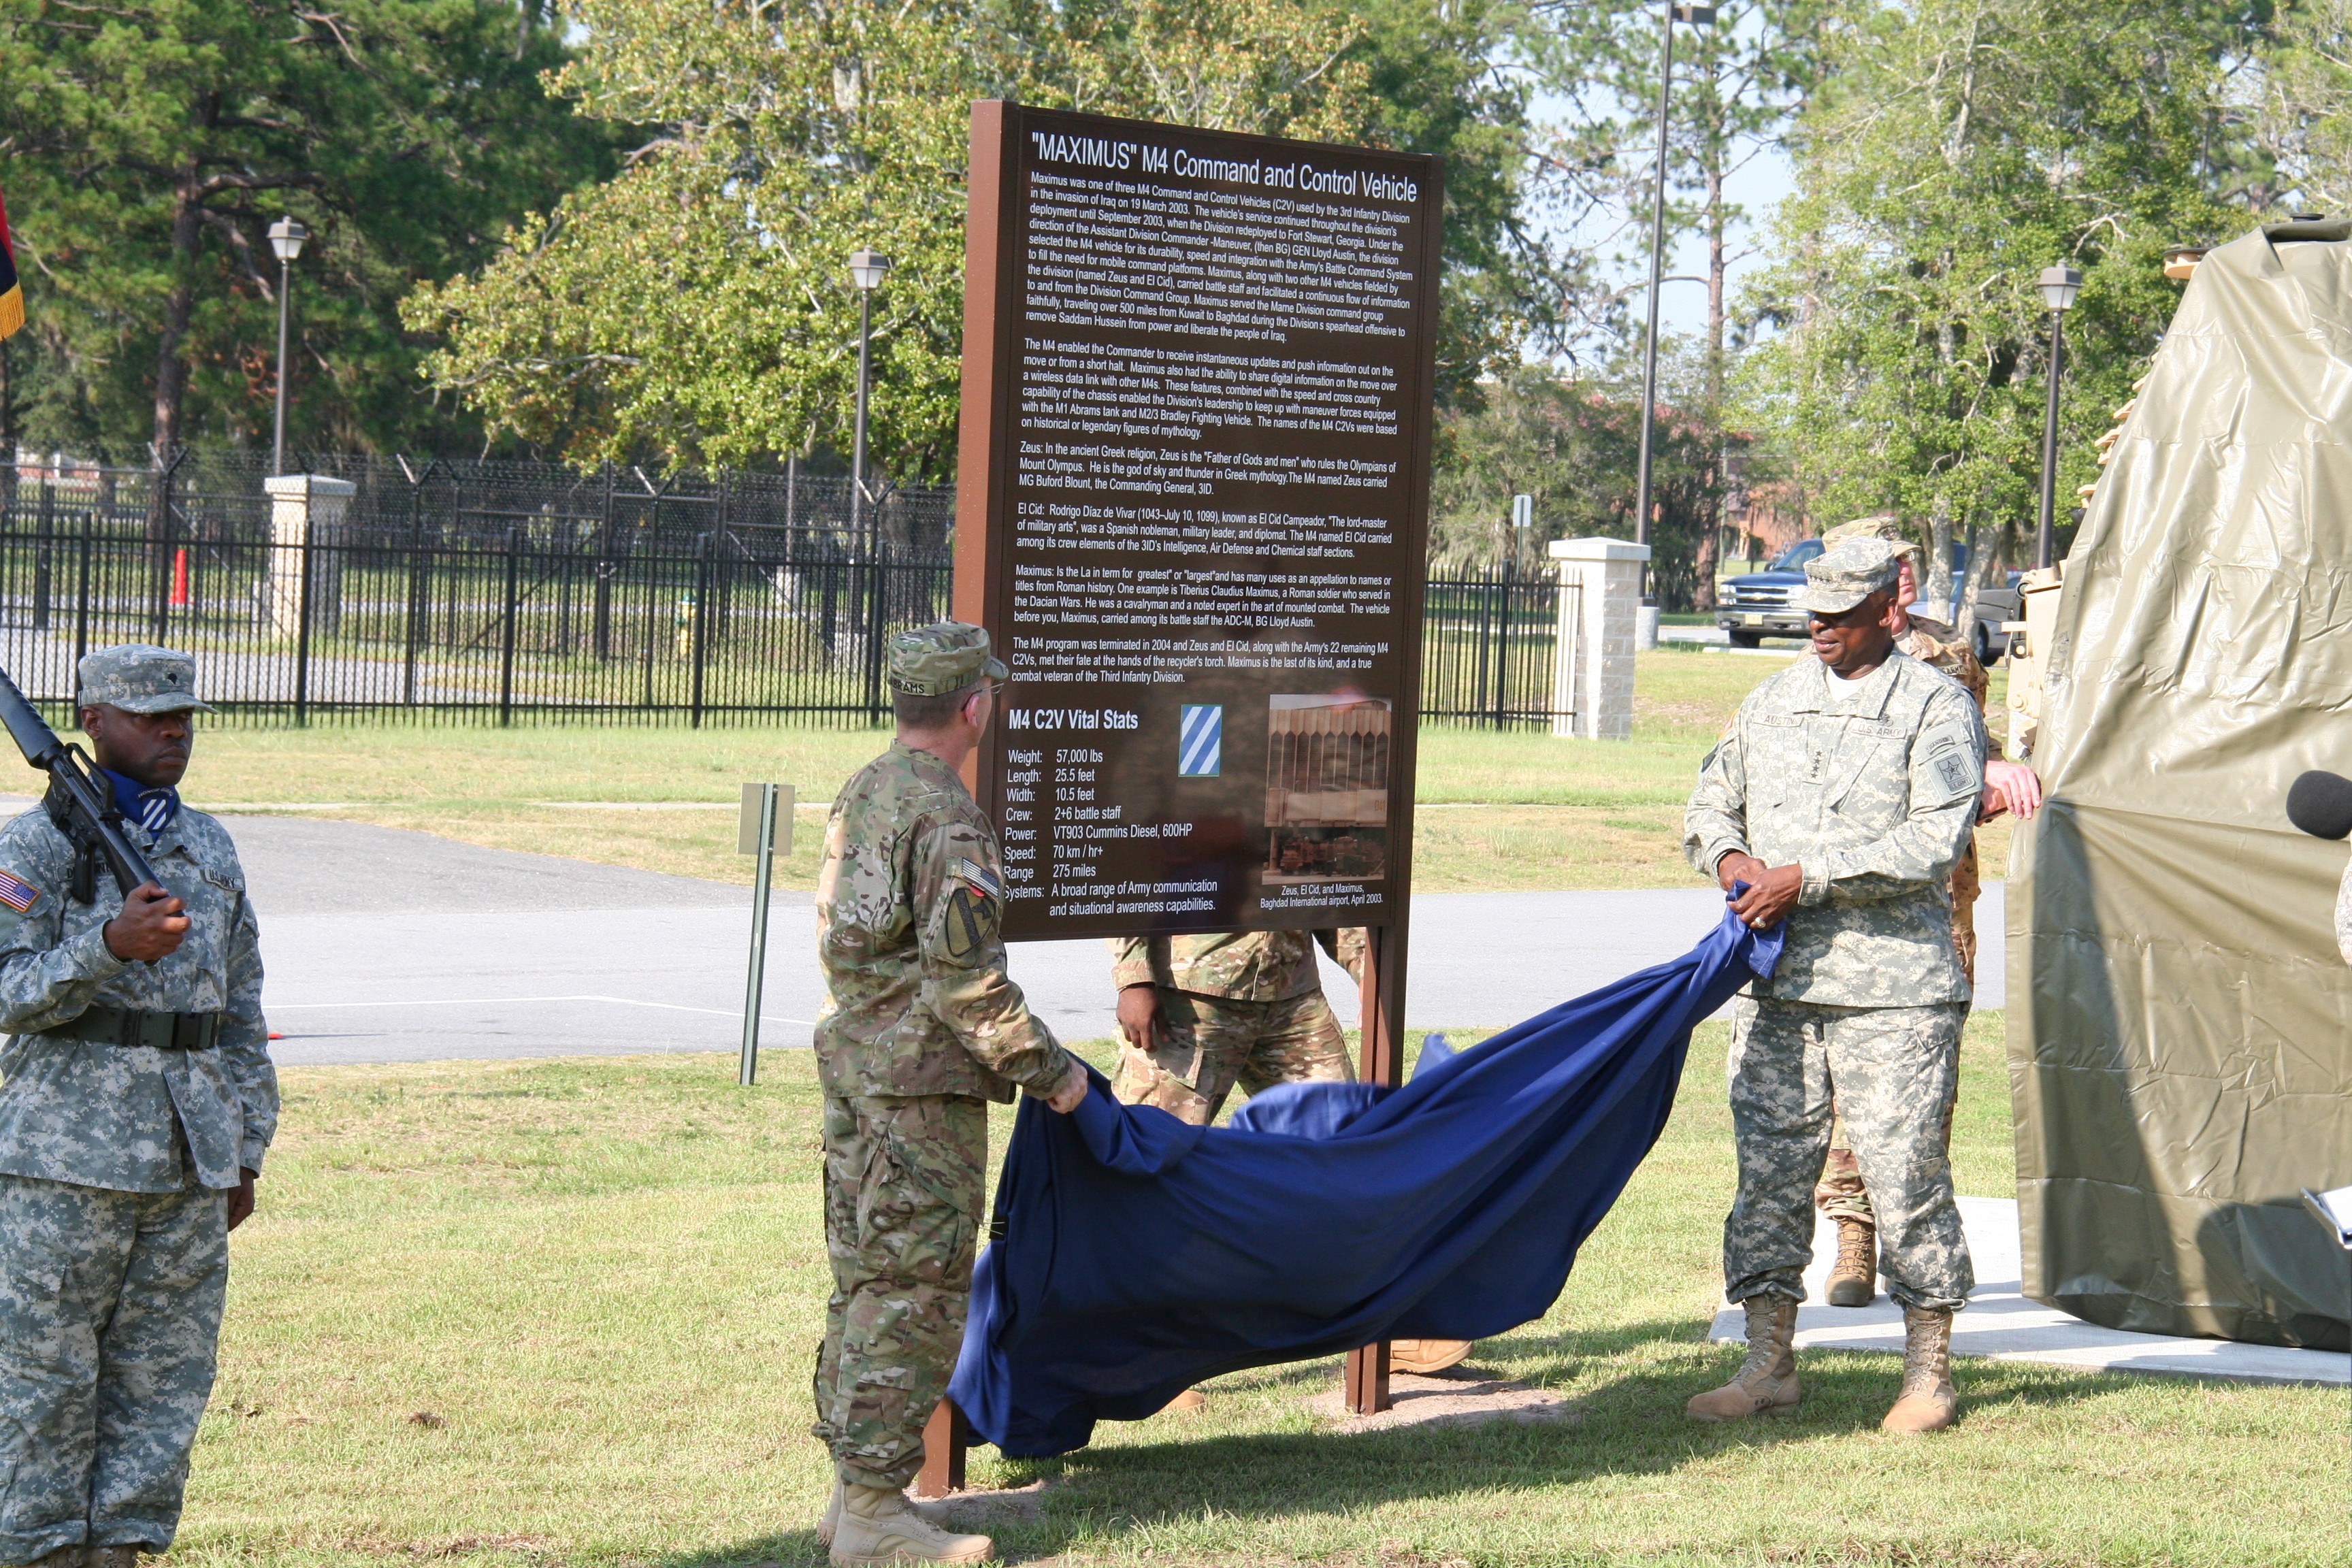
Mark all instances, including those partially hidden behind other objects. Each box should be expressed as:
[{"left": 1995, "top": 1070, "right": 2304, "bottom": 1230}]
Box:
[{"left": 0, "top": 868, "right": 41, "bottom": 913}]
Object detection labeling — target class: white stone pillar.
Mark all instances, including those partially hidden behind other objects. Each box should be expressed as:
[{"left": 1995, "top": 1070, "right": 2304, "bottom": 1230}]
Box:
[
  {"left": 263, "top": 474, "right": 355, "bottom": 638},
  {"left": 1548, "top": 537, "right": 1650, "bottom": 740}
]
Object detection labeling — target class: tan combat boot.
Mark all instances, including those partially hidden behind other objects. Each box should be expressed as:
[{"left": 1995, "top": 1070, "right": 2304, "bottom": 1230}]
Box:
[
  {"left": 830, "top": 1483, "right": 993, "bottom": 1566},
  {"left": 88, "top": 1550, "right": 142, "bottom": 1568},
  {"left": 1388, "top": 1339, "right": 1472, "bottom": 1375},
  {"left": 816, "top": 1475, "right": 845, "bottom": 1548},
  {"left": 27, "top": 1546, "right": 86, "bottom": 1568},
  {"left": 1686, "top": 1295, "right": 1801, "bottom": 1422},
  {"left": 1881, "top": 1305, "right": 1958, "bottom": 1434},
  {"left": 1826, "top": 1216, "right": 1877, "bottom": 1307},
  {"left": 1156, "top": 1388, "right": 1207, "bottom": 1414}
]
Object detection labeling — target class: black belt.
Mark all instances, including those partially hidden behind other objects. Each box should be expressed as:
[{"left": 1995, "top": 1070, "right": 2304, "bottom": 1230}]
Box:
[{"left": 40, "top": 1006, "right": 223, "bottom": 1051}]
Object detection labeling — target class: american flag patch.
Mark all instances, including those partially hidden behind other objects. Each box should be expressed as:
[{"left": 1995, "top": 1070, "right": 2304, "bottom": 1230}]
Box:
[
  {"left": 956, "top": 856, "right": 1002, "bottom": 900},
  {"left": 0, "top": 868, "right": 39, "bottom": 913}
]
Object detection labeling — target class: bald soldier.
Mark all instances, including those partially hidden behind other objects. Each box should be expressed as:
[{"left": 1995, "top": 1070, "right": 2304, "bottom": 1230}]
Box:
[
  {"left": 811, "top": 623, "right": 1085, "bottom": 1567},
  {"left": 1803, "top": 517, "right": 2042, "bottom": 1307},
  {"left": 1684, "top": 538, "right": 1986, "bottom": 1435}
]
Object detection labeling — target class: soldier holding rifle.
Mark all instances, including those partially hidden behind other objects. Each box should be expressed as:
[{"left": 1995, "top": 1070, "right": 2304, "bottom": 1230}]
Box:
[
  {"left": 811, "top": 622, "right": 1084, "bottom": 1567},
  {"left": 0, "top": 646, "right": 276, "bottom": 1568}
]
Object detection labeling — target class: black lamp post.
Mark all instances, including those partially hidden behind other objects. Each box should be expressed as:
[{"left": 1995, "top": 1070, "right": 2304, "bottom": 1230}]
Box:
[
  {"left": 1633, "top": 3, "right": 1714, "bottom": 630},
  {"left": 267, "top": 216, "right": 308, "bottom": 476},
  {"left": 2034, "top": 263, "right": 2082, "bottom": 570},
  {"left": 847, "top": 248, "right": 889, "bottom": 548}
]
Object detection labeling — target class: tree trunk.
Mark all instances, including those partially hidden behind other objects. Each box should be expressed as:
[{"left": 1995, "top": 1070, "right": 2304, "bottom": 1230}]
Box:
[{"left": 149, "top": 169, "right": 202, "bottom": 466}]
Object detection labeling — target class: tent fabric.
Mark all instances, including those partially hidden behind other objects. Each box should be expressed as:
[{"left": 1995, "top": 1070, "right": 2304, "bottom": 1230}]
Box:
[
  {"left": 2014, "top": 223, "right": 2352, "bottom": 1350},
  {"left": 949, "top": 900, "right": 1781, "bottom": 1457}
]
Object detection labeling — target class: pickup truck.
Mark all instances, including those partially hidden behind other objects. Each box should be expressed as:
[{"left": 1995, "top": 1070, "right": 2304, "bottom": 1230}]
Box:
[{"left": 1715, "top": 540, "right": 2023, "bottom": 664}]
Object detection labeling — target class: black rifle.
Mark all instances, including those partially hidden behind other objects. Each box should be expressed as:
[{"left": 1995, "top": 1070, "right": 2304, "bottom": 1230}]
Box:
[{"left": 0, "top": 662, "right": 158, "bottom": 898}]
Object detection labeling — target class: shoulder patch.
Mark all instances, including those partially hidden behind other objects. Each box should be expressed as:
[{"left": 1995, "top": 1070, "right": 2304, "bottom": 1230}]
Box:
[
  {"left": 1914, "top": 717, "right": 1982, "bottom": 807},
  {"left": 0, "top": 867, "right": 41, "bottom": 914},
  {"left": 956, "top": 855, "right": 1004, "bottom": 900}
]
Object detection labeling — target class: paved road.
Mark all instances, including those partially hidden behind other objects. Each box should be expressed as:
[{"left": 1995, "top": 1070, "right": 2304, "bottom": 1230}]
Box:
[{"left": 229, "top": 817, "right": 2006, "bottom": 1066}]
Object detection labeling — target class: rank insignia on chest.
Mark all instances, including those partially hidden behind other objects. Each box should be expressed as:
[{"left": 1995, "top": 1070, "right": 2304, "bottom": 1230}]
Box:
[
  {"left": 0, "top": 868, "right": 39, "bottom": 913},
  {"left": 956, "top": 855, "right": 1004, "bottom": 900}
]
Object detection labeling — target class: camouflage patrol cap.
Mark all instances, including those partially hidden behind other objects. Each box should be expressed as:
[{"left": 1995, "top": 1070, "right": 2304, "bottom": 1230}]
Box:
[
  {"left": 887, "top": 621, "right": 1007, "bottom": 697},
  {"left": 1795, "top": 537, "right": 1903, "bottom": 615},
  {"left": 76, "top": 644, "right": 213, "bottom": 715},
  {"left": 1817, "top": 514, "right": 1920, "bottom": 561}
]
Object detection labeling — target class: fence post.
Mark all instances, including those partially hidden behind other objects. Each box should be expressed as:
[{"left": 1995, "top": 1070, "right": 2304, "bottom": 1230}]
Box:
[
  {"left": 1546, "top": 538, "right": 1650, "bottom": 740},
  {"left": 33, "top": 473, "right": 51, "bottom": 633},
  {"left": 593, "top": 463, "right": 615, "bottom": 663},
  {"left": 861, "top": 541, "right": 889, "bottom": 721},
  {"left": 690, "top": 530, "right": 711, "bottom": 728},
  {"left": 150, "top": 451, "right": 184, "bottom": 642},
  {"left": 499, "top": 525, "right": 521, "bottom": 726},
  {"left": 1550, "top": 557, "right": 1580, "bottom": 738},
  {"left": 293, "top": 495, "right": 315, "bottom": 728},
  {"left": 403, "top": 465, "right": 427, "bottom": 706},
  {"left": 72, "top": 493, "right": 93, "bottom": 672}
]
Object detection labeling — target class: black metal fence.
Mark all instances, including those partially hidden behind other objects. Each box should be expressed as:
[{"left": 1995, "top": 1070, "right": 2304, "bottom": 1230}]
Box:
[
  {"left": 1420, "top": 559, "right": 1565, "bottom": 729},
  {"left": 0, "top": 451, "right": 956, "bottom": 724},
  {"left": 0, "top": 450, "right": 1573, "bottom": 730}
]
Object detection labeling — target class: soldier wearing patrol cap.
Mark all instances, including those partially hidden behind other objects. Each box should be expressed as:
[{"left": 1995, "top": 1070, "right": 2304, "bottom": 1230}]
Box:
[
  {"left": 810, "top": 621, "right": 1085, "bottom": 1567},
  {"left": 1801, "top": 518, "right": 2043, "bottom": 1309},
  {"left": 1682, "top": 538, "right": 1987, "bottom": 1435},
  {"left": 0, "top": 645, "right": 276, "bottom": 1568}
]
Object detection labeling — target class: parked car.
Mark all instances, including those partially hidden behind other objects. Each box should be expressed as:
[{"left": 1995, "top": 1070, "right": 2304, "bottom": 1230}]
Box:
[{"left": 1716, "top": 538, "right": 2023, "bottom": 664}]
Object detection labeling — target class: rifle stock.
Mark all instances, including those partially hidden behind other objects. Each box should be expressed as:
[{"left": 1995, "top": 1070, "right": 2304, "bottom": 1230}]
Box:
[{"left": 0, "top": 663, "right": 159, "bottom": 896}]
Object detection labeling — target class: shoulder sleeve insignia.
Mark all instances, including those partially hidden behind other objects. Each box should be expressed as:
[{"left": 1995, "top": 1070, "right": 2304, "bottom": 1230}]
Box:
[
  {"left": 0, "top": 868, "right": 42, "bottom": 914},
  {"left": 943, "top": 882, "right": 1000, "bottom": 963},
  {"left": 956, "top": 855, "right": 1004, "bottom": 900}
]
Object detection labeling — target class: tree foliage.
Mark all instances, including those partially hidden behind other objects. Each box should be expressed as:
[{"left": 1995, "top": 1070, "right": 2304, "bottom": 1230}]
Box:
[
  {"left": 0, "top": 0, "right": 621, "bottom": 460},
  {"left": 405, "top": 0, "right": 1543, "bottom": 474},
  {"left": 1735, "top": 0, "right": 2261, "bottom": 612}
]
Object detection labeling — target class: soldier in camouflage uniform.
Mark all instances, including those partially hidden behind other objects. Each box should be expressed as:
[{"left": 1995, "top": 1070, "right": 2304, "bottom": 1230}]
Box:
[
  {"left": 0, "top": 646, "right": 276, "bottom": 1568},
  {"left": 810, "top": 621, "right": 1085, "bottom": 1567},
  {"left": 1805, "top": 518, "right": 2042, "bottom": 1306},
  {"left": 1684, "top": 539, "right": 1986, "bottom": 1435}
]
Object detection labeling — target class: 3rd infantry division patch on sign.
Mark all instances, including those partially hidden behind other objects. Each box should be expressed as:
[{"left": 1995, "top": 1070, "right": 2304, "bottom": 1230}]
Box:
[{"left": 1179, "top": 705, "right": 1222, "bottom": 777}]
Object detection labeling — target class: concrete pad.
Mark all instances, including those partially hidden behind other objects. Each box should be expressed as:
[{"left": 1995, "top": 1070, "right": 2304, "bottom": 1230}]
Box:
[{"left": 1708, "top": 1196, "right": 2348, "bottom": 1387}]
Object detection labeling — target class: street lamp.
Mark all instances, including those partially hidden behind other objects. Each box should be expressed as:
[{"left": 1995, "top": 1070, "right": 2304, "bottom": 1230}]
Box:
[
  {"left": 847, "top": 248, "right": 889, "bottom": 548},
  {"left": 2034, "top": 263, "right": 2082, "bottom": 570},
  {"left": 267, "top": 216, "right": 308, "bottom": 476},
  {"left": 1632, "top": 3, "right": 1714, "bottom": 645}
]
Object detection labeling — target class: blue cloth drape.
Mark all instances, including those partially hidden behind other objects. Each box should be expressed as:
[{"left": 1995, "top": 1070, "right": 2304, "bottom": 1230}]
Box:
[{"left": 949, "top": 897, "right": 1782, "bottom": 1456}]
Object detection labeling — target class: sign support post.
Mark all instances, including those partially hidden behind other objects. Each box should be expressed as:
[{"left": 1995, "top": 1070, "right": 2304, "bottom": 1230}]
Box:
[{"left": 736, "top": 781, "right": 792, "bottom": 1086}]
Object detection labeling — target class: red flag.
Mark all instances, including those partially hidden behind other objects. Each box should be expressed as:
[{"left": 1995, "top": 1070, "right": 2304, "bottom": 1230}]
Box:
[{"left": 0, "top": 184, "right": 20, "bottom": 340}]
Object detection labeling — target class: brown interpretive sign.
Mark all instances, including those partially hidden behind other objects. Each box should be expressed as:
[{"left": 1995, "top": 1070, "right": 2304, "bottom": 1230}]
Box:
[{"left": 953, "top": 102, "right": 1443, "bottom": 946}]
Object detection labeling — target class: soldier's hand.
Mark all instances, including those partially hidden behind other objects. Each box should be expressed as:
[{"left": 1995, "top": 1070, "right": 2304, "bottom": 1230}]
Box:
[
  {"left": 1729, "top": 862, "right": 1803, "bottom": 929},
  {"left": 1982, "top": 759, "right": 2043, "bottom": 821},
  {"left": 103, "top": 883, "right": 189, "bottom": 963},
  {"left": 1034, "top": 1059, "right": 1088, "bottom": 1114},
  {"left": 1115, "top": 983, "right": 1161, "bottom": 1049},
  {"left": 1716, "top": 851, "right": 1769, "bottom": 894},
  {"left": 226, "top": 1169, "right": 257, "bottom": 1231}
]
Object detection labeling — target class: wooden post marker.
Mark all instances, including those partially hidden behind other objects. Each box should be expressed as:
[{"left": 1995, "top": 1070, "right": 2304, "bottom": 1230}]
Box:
[{"left": 938, "top": 98, "right": 1444, "bottom": 1478}]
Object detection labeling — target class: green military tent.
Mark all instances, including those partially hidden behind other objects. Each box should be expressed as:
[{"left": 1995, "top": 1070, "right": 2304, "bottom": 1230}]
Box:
[{"left": 2012, "top": 217, "right": 2352, "bottom": 1350}]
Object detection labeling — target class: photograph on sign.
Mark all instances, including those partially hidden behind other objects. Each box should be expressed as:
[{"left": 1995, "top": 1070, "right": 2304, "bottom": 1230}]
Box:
[{"left": 956, "top": 103, "right": 1443, "bottom": 942}]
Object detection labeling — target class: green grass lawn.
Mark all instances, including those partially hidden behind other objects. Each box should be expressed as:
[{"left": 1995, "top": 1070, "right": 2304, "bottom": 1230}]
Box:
[
  {"left": 140, "top": 649, "right": 1910, "bottom": 895},
  {"left": 181, "top": 1014, "right": 2339, "bottom": 1568}
]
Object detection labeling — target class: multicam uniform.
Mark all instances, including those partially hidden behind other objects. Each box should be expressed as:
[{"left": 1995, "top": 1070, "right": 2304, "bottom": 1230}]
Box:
[
  {"left": 0, "top": 802, "right": 274, "bottom": 1564},
  {"left": 811, "top": 740, "right": 1076, "bottom": 1491},
  {"left": 1814, "top": 616, "right": 1995, "bottom": 1227},
  {"left": 1108, "top": 930, "right": 1360, "bottom": 1125},
  {"left": 1686, "top": 649, "right": 1987, "bottom": 1313}
]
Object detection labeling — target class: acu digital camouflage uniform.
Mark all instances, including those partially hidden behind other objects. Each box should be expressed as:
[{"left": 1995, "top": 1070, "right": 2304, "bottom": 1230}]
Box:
[
  {"left": 1107, "top": 928, "right": 1365, "bottom": 1124},
  {"left": 0, "top": 647, "right": 276, "bottom": 1565},
  {"left": 1810, "top": 517, "right": 2007, "bottom": 1230},
  {"left": 1685, "top": 549, "right": 1987, "bottom": 1315},
  {"left": 811, "top": 625, "right": 1077, "bottom": 1494}
]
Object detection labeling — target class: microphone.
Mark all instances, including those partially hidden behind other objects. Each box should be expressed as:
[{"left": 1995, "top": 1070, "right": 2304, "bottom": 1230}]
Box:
[{"left": 2286, "top": 770, "right": 2352, "bottom": 840}]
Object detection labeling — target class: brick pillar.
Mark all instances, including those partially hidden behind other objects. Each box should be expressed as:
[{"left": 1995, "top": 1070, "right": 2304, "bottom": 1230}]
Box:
[
  {"left": 263, "top": 474, "right": 355, "bottom": 638},
  {"left": 1548, "top": 537, "right": 1650, "bottom": 740}
]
